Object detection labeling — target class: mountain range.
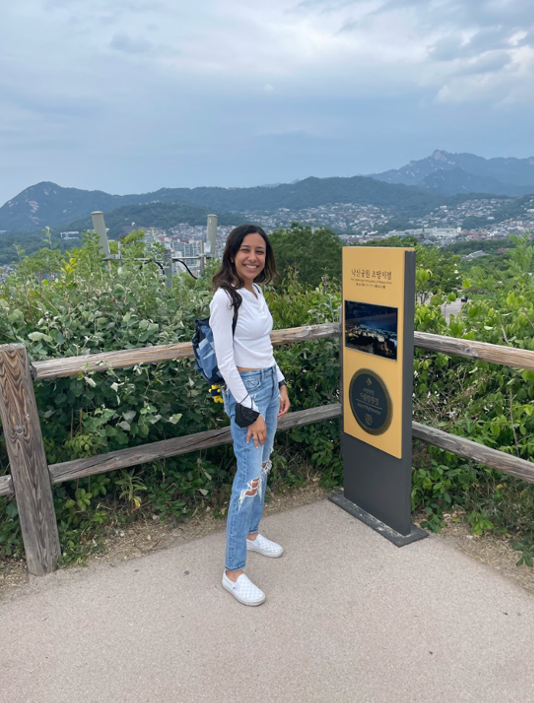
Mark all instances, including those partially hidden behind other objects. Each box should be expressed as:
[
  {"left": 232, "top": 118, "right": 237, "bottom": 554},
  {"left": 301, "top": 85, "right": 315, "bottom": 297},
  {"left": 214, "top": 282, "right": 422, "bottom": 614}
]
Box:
[
  {"left": 371, "top": 150, "right": 534, "bottom": 196},
  {"left": 0, "top": 177, "right": 445, "bottom": 232},
  {"left": 1, "top": 150, "right": 533, "bottom": 233}
]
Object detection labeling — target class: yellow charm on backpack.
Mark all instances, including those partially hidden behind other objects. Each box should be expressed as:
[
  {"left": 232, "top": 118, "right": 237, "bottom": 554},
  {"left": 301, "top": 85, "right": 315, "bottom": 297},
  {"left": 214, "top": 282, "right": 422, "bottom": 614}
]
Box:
[{"left": 210, "top": 385, "right": 224, "bottom": 403}]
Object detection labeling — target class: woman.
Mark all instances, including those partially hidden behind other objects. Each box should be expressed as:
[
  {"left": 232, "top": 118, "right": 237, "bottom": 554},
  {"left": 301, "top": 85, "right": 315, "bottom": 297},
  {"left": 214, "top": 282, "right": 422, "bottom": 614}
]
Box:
[{"left": 210, "top": 224, "right": 290, "bottom": 606}]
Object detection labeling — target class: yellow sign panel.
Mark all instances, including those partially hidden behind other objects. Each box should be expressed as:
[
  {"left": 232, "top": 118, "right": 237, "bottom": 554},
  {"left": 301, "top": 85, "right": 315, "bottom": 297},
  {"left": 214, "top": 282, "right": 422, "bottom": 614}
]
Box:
[{"left": 343, "top": 247, "right": 412, "bottom": 459}]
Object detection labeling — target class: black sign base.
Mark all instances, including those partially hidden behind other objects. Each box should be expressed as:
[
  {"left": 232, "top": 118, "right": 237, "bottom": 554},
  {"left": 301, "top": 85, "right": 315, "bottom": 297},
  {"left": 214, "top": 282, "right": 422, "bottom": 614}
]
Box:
[{"left": 329, "top": 490, "right": 427, "bottom": 547}]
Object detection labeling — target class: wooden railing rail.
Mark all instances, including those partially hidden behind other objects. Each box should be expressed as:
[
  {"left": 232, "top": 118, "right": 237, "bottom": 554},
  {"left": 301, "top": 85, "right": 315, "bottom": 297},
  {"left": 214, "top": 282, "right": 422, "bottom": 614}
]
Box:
[
  {"left": 412, "top": 421, "right": 534, "bottom": 484},
  {"left": 47, "top": 405, "right": 534, "bottom": 487},
  {"left": 31, "top": 324, "right": 534, "bottom": 381},
  {"left": 30, "top": 323, "right": 340, "bottom": 380},
  {"left": 413, "top": 331, "right": 534, "bottom": 371},
  {"left": 4, "top": 404, "right": 534, "bottom": 497},
  {"left": 0, "top": 475, "right": 14, "bottom": 498},
  {"left": 2, "top": 321, "right": 534, "bottom": 576},
  {"left": 48, "top": 405, "right": 341, "bottom": 485}
]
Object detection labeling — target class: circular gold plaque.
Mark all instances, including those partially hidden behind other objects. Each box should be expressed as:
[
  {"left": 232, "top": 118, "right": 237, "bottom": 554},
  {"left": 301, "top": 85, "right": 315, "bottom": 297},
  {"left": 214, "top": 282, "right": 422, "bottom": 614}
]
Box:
[{"left": 349, "top": 368, "right": 393, "bottom": 436}]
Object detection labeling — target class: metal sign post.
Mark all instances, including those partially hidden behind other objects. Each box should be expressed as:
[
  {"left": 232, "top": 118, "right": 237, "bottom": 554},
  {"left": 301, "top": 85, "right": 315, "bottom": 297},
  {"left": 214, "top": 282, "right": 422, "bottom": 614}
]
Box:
[{"left": 330, "top": 247, "right": 427, "bottom": 546}]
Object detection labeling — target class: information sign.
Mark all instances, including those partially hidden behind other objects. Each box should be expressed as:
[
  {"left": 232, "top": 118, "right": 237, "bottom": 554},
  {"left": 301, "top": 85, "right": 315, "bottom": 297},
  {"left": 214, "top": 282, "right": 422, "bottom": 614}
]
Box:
[{"left": 331, "top": 247, "right": 427, "bottom": 546}]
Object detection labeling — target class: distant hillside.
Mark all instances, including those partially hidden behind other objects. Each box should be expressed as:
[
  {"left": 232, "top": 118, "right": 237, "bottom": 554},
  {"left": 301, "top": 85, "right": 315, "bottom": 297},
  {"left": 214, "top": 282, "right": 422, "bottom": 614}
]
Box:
[
  {"left": 0, "top": 182, "right": 142, "bottom": 232},
  {"left": 419, "top": 168, "right": 533, "bottom": 197},
  {"left": 371, "top": 150, "right": 534, "bottom": 196},
  {"left": 0, "top": 229, "right": 68, "bottom": 268},
  {"left": 148, "top": 176, "right": 444, "bottom": 213},
  {"left": 1, "top": 176, "right": 459, "bottom": 232},
  {"left": 3, "top": 160, "right": 532, "bottom": 233},
  {"left": 68, "top": 201, "right": 243, "bottom": 239}
]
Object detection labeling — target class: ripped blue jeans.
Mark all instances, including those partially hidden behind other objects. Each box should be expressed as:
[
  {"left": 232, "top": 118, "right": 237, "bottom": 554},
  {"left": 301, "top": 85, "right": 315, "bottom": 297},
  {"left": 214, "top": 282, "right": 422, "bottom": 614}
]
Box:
[{"left": 222, "top": 365, "right": 280, "bottom": 571}]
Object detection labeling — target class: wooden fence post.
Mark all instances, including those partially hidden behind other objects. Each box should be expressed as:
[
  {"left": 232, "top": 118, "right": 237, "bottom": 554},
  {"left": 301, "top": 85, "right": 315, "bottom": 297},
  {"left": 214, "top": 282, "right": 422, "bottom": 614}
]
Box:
[{"left": 0, "top": 344, "right": 60, "bottom": 576}]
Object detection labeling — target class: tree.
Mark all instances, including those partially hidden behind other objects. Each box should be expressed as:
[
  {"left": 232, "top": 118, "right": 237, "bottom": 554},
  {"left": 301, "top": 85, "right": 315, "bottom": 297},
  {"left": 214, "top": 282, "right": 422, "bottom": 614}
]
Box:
[
  {"left": 363, "top": 235, "right": 461, "bottom": 296},
  {"left": 11, "top": 227, "right": 65, "bottom": 283},
  {"left": 416, "top": 245, "right": 461, "bottom": 294},
  {"left": 269, "top": 223, "right": 342, "bottom": 287}
]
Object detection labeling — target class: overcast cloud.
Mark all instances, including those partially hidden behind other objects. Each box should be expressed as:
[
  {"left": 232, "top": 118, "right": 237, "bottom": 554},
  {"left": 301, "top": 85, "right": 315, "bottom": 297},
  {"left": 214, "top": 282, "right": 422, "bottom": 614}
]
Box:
[{"left": 0, "top": 0, "right": 533, "bottom": 204}]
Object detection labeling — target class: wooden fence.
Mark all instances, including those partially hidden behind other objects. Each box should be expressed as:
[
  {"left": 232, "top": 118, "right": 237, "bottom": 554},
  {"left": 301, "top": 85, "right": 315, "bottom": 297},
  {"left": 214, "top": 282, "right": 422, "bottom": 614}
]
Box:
[{"left": 1, "top": 323, "right": 534, "bottom": 577}]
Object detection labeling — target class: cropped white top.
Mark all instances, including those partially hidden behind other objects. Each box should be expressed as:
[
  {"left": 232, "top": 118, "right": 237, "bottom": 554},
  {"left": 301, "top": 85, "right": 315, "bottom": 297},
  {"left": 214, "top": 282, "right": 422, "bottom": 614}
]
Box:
[{"left": 209, "top": 285, "right": 285, "bottom": 411}]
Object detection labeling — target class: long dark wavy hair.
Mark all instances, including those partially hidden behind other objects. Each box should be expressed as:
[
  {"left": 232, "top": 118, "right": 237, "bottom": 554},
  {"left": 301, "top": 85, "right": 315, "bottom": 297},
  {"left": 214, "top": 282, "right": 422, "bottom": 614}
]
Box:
[{"left": 212, "top": 224, "right": 278, "bottom": 310}]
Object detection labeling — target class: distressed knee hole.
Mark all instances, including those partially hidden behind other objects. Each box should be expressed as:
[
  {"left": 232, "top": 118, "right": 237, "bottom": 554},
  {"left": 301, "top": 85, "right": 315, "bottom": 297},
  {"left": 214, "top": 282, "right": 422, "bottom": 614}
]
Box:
[
  {"left": 245, "top": 478, "right": 259, "bottom": 497},
  {"left": 238, "top": 476, "right": 261, "bottom": 508}
]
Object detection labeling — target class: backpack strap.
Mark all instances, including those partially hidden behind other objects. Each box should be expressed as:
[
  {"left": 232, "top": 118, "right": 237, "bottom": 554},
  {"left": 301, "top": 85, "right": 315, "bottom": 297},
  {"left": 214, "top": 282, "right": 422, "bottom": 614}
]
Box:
[{"left": 231, "top": 302, "right": 238, "bottom": 335}]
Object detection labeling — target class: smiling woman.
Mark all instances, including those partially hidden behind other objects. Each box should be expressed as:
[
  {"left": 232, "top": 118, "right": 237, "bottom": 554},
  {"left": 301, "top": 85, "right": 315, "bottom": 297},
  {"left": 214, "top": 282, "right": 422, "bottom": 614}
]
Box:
[
  {"left": 209, "top": 224, "right": 290, "bottom": 606},
  {"left": 232, "top": 232, "right": 266, "bottom": 285}
]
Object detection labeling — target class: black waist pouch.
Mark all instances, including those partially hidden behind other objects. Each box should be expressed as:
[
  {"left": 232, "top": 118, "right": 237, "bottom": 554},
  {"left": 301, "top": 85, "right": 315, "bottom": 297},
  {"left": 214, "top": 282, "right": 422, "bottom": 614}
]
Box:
[{"left": 235, "top": 404, "right": 260, "bottom": 428}]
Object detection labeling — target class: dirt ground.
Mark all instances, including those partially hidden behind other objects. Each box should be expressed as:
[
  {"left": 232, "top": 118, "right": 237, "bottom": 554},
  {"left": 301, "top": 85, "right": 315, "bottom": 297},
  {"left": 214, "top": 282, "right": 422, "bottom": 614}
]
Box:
[
  {"left": 1, "top": 486, "right": 533, "bottom": 600},
  {"left": 429, "top": 510, "right": 534, "bottom": 594}
]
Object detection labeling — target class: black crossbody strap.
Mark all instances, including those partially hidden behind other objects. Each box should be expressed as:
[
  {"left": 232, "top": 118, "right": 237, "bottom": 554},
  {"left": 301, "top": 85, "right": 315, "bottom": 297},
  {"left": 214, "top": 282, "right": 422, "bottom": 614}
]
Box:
[{"left": 231, "top": 303, "right": 238, "bottom": 335}]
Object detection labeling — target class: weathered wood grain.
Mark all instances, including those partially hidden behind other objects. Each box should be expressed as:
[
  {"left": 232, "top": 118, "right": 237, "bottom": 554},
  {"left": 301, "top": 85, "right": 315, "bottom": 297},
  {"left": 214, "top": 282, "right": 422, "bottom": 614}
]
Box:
[
  {"left": 413, "top": 421, "right": 534, "bottom": 484},
  {"left": 49, "top": 404, "right": 342, "bottom": 484},
  {"left": 271, "top": 323, "right": 340, "bottom": 345},
  {"left": 31, "top": 323, "right": 341, "bottom": 380},
  {"left": 48, "top": 400, "right": 534, "bottom": 486},
  {"left": 0, "top": 344, "right": 60, "bottom": 575},
  {"left": 32, "top": 340, "right": 196, "bottom": 380},
  {"left": 0, "top": 474, "right": 14, "bottom": 497},
  {"left": 413, "top": 331, "right": 534, "bottom": 371},
  {"left": 31, "top": 323, "right": 534, "bottom": 381}
]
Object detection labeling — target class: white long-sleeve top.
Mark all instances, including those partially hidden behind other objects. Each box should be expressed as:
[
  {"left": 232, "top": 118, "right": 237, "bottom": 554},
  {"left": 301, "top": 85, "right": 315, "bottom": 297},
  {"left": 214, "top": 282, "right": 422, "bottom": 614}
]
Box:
[{"left": 209, "top": 284, "right": 285, "bottom": 410}]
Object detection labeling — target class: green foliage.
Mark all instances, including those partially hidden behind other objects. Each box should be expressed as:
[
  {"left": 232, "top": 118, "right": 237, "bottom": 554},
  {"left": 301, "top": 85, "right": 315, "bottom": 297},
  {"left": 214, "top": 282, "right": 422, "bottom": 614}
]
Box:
[
  {"left": 267, "top": 272, "right": 342, "bottom": 486},
  {"left": 411, "top": 232, "right": 534, "bottom": 564},
  {"left": 2, "top": 227, "right": 534, "bottom": 568},
  {"left": 445, "top": 239, "right": 515, "bottom": 256},
  {"left": 0, "top": 228, "right": 69, "bottom": 267},
  {"left": 269, "top": 223, "right": 342, "bottom": 287},
  {"left": 0, "top": 233, "right": 341, "bottom": 564},
  {"left": 362, "top": 235, "right": 461, "bottom": 300}
]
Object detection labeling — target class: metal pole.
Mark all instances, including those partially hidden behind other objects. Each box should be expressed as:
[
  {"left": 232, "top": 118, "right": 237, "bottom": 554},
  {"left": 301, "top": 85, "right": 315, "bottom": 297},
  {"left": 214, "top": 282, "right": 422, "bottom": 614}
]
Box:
[
  {"left": 91, "top": 212, "right": 110, "bottom": 256},
  {"left": 199, "top": 241, "right": 205, "bottom": 277},
  {"left": 206, "top": 214, "right": 217, "bottom": 258},
  {"left": 163, "top": 248, "right": 173, "bottom": 289}
]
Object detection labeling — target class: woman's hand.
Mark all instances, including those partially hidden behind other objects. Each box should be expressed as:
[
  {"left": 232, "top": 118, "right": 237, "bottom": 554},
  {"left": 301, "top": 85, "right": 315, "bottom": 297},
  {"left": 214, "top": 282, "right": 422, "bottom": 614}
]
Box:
[
  {"left": 278, "top": 385, "right": 290, "bottom": 418},
  {"left": 247, "top": 415, "right": 267, "bottom": 448}
]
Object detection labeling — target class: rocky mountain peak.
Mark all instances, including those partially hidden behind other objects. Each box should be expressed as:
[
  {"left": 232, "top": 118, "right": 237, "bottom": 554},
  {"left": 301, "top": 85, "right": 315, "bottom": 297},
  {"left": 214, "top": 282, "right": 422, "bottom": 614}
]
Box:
[{"left": 431, "top": 150, "right": 451, "bottom": 163}]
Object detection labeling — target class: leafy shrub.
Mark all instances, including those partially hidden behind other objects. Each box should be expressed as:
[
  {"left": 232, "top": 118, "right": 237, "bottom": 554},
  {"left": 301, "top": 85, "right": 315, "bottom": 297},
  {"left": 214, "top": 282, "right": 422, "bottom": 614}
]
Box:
[
  {"left": 0, "top": 235, "right": 341, "bottom": 563},
  {"left": 1, "top": 230, "right": 533, "bottom": 568},
  {"left": 411, "top": 234, "right": 534, "bottom": 563}
]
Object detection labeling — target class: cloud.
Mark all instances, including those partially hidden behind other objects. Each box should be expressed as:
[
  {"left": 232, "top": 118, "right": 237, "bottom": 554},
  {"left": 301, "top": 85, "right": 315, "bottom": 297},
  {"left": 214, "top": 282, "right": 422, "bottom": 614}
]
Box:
[
  {"left": 454, "top": 51, "right": 514, "bottom": 77},
  {"left": 110, "top": 31, "right": 153, "bottom": 53},
  {"left": 430, "top": 26, "right": 533, "bottom": 63},
  {"left": 0, "top": 0, "right": 533, "bottom": 205}
]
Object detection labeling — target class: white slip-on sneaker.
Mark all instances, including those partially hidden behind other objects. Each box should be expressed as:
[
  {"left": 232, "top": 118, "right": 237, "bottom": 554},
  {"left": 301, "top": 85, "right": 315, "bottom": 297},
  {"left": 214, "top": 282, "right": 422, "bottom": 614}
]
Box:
[
  {"left": 222, "top": 572, "right": 266, "bottom": 606},
  {"left": 246, "top": 533, "right": 284, "bottom": 558}
]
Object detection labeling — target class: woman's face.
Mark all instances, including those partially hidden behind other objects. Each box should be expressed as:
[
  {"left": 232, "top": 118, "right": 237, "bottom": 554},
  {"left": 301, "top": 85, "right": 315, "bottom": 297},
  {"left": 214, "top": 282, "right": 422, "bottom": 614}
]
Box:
[{"left": 233, "top": 232, "right": 266, "bottom": 285}]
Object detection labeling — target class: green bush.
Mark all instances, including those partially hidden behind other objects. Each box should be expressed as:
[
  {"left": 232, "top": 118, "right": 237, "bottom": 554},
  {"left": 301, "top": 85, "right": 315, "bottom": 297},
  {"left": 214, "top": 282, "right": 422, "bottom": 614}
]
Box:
[
  {"left": 2, "top": 230, "right": 533, "bottom": 568},
  {"left": 411, "top": 234, "right": 534, "bottom": 563},
  {"left": 0, "top": 234, "right": 341, "bottom": 564}
]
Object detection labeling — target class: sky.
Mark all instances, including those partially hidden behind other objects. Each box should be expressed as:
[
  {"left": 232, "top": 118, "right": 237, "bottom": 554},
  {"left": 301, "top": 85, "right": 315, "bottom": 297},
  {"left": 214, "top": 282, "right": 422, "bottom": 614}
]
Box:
[{"left": 1, "top": 0, "right": 533, "bottom": 205}]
